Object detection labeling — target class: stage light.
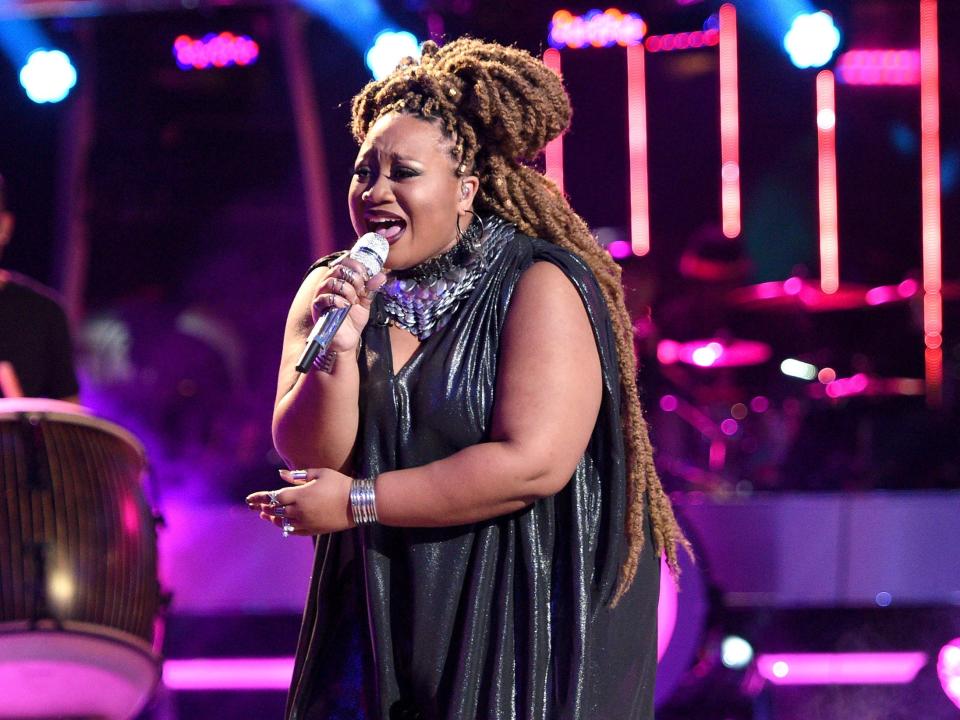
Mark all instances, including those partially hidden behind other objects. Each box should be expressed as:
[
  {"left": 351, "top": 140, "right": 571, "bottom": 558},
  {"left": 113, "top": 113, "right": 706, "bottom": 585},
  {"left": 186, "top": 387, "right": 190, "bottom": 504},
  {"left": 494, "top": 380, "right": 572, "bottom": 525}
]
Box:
[
  {"left": 920, "top": 0, "right": 942, "bottom": 407},
  {"left": 837, "top": 49, "right": 921, "bottom": 86},
  {"left": 939, "top": 639, "right": 960, "bottom": 709},
  {"left": 825, "top": 373, "right": 869, "bottom": 398},
  {"left": 783, "top": 11, "right": 841, "bottom": 69},
  {"left": 721, "top": 635, "right": 754, "bottom": 669},
  {"left": 816, "top": 108, "right": 835, "bottom": 130},
  {"left": 548, "top": 8, "right": 646, "bottom": 50},
  {"left": 164, "top": 657, "right": 294, "bottom": 690},
  {"left": 542, "top": 49, "right": 565, "bottom": 196},
  {"left": 875, "top": 591, "right": 892, "bottom": 607},
  {"left": 719, "top": 4, "right": 740, "bottom": 238},
  {"left": 817, "top": 70, "right": 839, "bottom": 293},
  {"left": 749, "top": 396, "right": 769, "bottom": 413},
  {"left": 606, "top": 240, "right": 632, "bottom": 259},
  {"left": 18, "top": 48, "right": 76, "bottom": 103},
  {"left": 657, "top": 340, "right": 681, "bottom": 365},
  {"left": 692, "top": 342, "right": 724, "bottom": 367},
  {"left": 365, "top": 30, "right": 420, "bottom": 80},
  {"left": 173, "top": 33, "right": 260, "bottom": 71},
  {"left": 626, "top": 43, "right": 650, "bottom": 255},
  {"left": 659, "top": 394, "right": 679, "bottom": 412},
  {"left": 645, "top": 29, "right": 719, "bottom": 53},
  {"left": 781, "top": 359, "right": 817, "bottom": 381},
  {"left": 296, "top": 0, "right": 394, "bottom": 55},
  {"left": 757, "top": 652, "right": 928, "bottom": 685}
]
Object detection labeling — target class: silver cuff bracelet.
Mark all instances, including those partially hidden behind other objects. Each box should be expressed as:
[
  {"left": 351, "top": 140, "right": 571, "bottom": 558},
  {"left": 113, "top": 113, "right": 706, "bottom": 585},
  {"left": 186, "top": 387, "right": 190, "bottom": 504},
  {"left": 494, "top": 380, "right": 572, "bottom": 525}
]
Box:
[{"left": 350, "top": 476, "right": 378, "bottom": 525}]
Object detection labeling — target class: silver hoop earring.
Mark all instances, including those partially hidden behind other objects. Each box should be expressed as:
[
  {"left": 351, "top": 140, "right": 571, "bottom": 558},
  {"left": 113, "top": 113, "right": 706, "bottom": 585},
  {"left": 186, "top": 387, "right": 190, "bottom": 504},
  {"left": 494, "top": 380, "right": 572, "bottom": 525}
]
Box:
[{"left": 456, "top": 212, "right": 485, "bottom": 260}]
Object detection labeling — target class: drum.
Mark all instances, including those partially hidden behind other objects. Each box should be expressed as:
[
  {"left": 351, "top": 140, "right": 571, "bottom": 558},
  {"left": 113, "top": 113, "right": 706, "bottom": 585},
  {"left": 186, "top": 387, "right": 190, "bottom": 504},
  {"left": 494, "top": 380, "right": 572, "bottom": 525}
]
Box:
[{"left": 0, "top": 398, "right": 161, "bottom": 720}]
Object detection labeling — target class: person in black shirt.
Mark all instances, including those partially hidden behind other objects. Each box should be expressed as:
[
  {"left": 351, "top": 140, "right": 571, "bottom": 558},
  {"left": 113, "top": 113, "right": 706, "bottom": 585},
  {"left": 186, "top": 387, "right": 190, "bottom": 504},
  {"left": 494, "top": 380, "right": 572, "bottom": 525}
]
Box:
[{"left": 0, "top": 173, "right": 79, "bottom": 401}]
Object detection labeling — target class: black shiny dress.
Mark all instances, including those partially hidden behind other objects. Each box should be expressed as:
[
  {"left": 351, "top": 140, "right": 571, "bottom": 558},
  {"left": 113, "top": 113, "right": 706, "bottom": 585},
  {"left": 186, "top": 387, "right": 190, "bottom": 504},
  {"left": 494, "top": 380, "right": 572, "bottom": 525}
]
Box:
[{"left": 286, "top": 218, "right": 660, "bottom": 720}]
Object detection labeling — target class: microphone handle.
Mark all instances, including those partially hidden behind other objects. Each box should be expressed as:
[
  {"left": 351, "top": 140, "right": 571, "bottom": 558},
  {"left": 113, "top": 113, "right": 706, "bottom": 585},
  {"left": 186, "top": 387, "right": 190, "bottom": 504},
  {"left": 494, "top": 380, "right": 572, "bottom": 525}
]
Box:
[{"left": 295, "top": 304, "right": 352, "bottom": 373}]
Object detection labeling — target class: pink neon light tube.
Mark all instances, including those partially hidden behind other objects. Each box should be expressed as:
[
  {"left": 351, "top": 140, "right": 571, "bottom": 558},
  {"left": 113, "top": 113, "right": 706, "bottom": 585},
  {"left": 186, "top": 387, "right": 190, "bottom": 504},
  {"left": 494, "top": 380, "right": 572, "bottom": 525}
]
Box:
[
  {"left": 163, "top": 657, "right": 294, "bottom": 690},
  {"left": 816, "top": 70, "right": 840, "bottom": 294},
  {"left": 626, "top": 43, "right": 650, "bottom": 256},
  {"left": 542, "top": 49, "right": 565, "bottom": 198},
  {"left": 836, "top": 49, "right": 921, "bottom": 86},
  {"left": 920, "top": 0, "right": 942, "bottom": 406},
  {"left": 757, "top": 652, "right": 928, "bottom": 686},
  {"left": 718, "top": 4, "right": 740, "bottom": 238}
]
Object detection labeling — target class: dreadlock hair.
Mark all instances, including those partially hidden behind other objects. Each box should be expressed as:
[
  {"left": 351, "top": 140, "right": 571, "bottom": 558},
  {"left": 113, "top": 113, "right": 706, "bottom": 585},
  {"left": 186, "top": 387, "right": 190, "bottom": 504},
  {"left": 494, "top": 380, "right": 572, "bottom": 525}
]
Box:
[{"left": 351, "top": 37, "right": 691, "bottom": 603}]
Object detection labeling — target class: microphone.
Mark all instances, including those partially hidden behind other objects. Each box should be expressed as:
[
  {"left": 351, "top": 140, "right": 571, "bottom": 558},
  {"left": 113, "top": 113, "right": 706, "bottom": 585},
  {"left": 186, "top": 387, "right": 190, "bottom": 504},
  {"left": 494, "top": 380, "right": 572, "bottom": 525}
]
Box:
[{"left": 295, "top": 232, "right": 389, "bottom": 373}]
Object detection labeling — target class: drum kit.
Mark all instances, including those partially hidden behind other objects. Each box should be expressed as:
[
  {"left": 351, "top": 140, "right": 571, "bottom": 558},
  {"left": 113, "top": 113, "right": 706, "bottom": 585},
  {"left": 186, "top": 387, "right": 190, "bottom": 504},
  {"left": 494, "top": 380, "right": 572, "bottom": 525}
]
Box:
[
  {"left": 646, "top": 275, "right": 949, "bottom": 491},
  {"left": 0, "top": 398, "right": 162, "bottom": 720}
]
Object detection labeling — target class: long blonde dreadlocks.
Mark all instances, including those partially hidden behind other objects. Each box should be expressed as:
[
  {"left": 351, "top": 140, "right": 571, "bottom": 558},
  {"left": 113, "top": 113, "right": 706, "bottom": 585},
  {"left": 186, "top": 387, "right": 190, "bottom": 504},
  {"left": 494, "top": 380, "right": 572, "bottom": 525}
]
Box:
[{"left": 351, "top": 37, "right": 690, "bottom": 603}]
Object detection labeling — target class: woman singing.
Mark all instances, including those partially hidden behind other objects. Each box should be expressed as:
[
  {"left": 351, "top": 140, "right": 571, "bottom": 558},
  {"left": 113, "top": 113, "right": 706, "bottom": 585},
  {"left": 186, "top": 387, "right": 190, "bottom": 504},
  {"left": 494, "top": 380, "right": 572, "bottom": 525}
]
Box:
[{"left": 248, "top": 37, "right": 688, "bottom": 720}]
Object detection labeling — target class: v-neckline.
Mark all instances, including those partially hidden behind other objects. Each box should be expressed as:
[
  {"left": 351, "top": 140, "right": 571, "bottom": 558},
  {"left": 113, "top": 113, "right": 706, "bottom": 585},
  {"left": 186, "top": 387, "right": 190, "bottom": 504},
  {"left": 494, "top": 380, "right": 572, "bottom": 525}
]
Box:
[{"left": 385, "top": 323, "right": 427, "bottom": 379}]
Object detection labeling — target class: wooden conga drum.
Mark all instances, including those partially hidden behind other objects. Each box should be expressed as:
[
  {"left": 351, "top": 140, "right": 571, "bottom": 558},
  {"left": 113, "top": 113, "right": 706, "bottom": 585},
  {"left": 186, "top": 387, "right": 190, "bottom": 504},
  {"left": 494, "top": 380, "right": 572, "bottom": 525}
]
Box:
[{"left": 0, "top": 399, "right": 161, "bottom": 720}]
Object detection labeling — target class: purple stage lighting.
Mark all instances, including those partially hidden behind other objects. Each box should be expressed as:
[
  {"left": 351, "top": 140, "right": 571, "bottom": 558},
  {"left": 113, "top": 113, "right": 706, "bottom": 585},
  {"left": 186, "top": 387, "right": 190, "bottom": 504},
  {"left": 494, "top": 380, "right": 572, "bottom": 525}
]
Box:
[
  {"left": 548, "top": 8, "right": 646, "bottom": 50},
  {"left": 757, "top": 652, "right": 928, "bottom": 686},
  {"left": 163, "top": 657, "right": 294, "bottom": 690},
  {"left": 938, "top": 638, "right": 960, "bottom": 709},
  {"left": 837, "top": 49, "right": 921, "bottom": 86},
  {"left": 606, "top": 239, "right": 632, "bottom": 259},
  {"left": 173, "top": 32, "right": 260, "bottom": 71}
]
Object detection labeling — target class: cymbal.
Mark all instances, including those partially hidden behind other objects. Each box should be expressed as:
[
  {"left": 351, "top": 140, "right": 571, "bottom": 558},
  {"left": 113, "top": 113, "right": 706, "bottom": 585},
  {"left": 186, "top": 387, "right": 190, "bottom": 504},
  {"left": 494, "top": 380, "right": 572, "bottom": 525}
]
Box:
[
  {"left": 728, "top": 278, "right": 871, "bottom": 312},
  {"left": 658, "top": 338, "right": 773, "bottom": 368}
]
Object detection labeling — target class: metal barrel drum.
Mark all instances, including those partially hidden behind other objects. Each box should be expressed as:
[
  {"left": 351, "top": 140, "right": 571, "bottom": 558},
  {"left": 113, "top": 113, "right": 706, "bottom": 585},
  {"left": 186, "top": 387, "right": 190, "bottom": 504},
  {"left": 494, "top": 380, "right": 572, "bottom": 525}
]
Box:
[{"left": 0, "top": 398, "right": 161, "bottom": 720}]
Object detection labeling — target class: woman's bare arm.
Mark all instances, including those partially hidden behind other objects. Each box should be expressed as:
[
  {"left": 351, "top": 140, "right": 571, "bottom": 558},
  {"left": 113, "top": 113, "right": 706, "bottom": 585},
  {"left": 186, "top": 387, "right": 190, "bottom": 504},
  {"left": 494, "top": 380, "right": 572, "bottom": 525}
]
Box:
[
  {"left": 254, "top": 261, "right": 603, "bottom": 531},
  {"left": 272, "top": 260, "right": 384, "bottom": 472}
]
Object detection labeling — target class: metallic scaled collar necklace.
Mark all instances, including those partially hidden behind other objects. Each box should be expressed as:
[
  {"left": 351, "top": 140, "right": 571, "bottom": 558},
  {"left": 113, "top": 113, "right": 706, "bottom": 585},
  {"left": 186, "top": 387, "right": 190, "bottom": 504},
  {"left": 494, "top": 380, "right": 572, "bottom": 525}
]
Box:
[{"left": 379, "top": 217, "right": 499, "bottom": 340}]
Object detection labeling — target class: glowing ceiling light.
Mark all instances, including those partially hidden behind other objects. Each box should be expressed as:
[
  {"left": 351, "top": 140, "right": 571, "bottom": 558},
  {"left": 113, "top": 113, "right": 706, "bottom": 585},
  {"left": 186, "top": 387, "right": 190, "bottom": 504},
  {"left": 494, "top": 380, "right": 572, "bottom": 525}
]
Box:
[
  {"left": 19, "top": 48, "right": 77, "bottom": 103},
  {"left": 548, "top": 8, "right": 646, "bottom": 50},
  {"left": 722, "top": 636, "right": 754, "bottom": 669},
  {"left": 784, "top": 11, "right": 841, "bottom": 69},
  {"left": 365, "top": 30, "right": 420, "bottom": 80},
  {"left": 173, "top": 32, "right": 260, "bottom": 71}
]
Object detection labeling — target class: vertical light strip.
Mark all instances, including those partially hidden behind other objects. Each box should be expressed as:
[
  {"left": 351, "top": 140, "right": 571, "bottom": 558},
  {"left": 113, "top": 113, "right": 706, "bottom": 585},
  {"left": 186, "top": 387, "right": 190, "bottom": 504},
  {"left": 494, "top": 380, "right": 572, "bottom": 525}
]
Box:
[
  {"left": 718, "top": 3, "right": 740, "bottom": 238},
  {"left": 542, "top": 49, "right": 565, "bottom": 197},
  {"left": 816, "top": 70, "right": 840, "bottom": 294},
  {"left": 920, "top": 0, "right": 943, "bottom": 407},
  {"left": 626, "top": 43, "right": 651, "bottom": 256}
]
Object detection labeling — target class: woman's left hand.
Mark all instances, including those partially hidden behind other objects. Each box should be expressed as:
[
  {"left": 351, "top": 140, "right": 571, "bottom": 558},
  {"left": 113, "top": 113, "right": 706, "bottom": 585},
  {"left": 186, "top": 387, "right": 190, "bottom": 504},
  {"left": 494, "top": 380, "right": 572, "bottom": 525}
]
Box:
[{"left": 246, "top": 468, "right": 355, "bottom": 536}]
